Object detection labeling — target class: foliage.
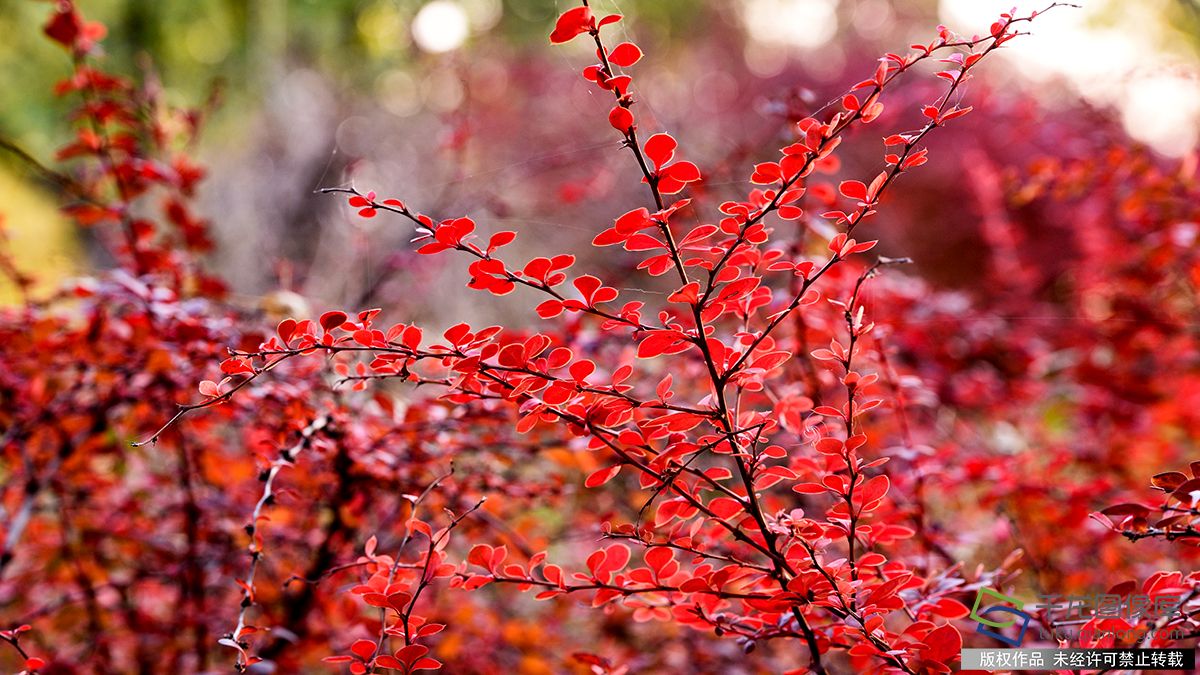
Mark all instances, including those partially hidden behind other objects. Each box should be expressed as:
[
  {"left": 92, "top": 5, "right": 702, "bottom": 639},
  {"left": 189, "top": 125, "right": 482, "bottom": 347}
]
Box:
[{"left": 2, "top": 1, "right": 1200, "bottom": 674}]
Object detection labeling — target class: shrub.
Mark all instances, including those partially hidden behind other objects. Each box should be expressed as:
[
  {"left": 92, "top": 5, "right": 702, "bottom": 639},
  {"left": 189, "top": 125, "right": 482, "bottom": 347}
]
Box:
[{"left": 9, "top": 2, "right": 1200, "bottom": 674}]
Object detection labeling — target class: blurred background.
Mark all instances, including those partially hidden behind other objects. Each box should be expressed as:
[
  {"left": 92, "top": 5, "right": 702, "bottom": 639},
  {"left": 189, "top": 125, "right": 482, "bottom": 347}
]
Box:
[{"left": 1, "top": 0, "right": 1199, "bottom": 320}]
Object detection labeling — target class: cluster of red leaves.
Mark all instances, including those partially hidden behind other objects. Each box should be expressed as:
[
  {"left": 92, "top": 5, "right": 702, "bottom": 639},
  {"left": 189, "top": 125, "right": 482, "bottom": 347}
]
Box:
[
  {"left": 0, "top": 4, "right": 559, "bottom": 674},
  {"left": 41, "top": 1, "right": 221, "bottom": 296},
  {"left": 1101, "top": 465, "right": 1200, "bottom": 544},
  {"left": 865, "top": 113, "right": 1200, "bottom": 650},
  {"left": 8, "top": 1, "right": 1200, "bottom": 674},
  {"left": 174, "top": 4, "right": 1070, "bottom": 674}
]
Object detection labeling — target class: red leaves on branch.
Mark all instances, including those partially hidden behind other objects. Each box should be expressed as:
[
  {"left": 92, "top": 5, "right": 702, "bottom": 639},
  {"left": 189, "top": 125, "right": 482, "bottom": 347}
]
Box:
[
  {"left": 567, "top": 275, "right": 618, "bottom": 309},
  {"left": 467, "top": 259, "right": 515, "bottom": 295},
  {"left": 8, "top": 1, "right": 1154, "bottom": 674},
  {"left": 639, "top": 133, "right": 702, "bottom": 194},
  {"left": 1099, "top": 461, "right": 1200, "bottom": 544},
  {"left": 586, "top": 544, "right": 631, "bottom": 584},
  {"left": 522, "top": 254, "right": 574, "bottom": 286}
]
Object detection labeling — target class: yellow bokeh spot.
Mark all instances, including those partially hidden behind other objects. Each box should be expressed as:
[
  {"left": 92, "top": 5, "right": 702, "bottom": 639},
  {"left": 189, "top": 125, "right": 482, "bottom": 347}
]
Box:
[
  {"left": 358, "top": 1, "right": 407, "bottom": 57},
  {"left": 0, "top": 167, "right": 77, "bottom": 304}
]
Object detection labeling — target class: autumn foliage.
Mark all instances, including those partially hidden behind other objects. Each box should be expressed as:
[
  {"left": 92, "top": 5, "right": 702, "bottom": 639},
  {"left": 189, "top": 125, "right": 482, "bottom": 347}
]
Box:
[{"left": 3, "top": 1, "right": 1200, "bottom": 674}]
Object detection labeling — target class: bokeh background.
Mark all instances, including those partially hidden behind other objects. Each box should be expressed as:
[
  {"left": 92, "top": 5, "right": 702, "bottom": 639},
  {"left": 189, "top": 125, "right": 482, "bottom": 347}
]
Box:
[{"left": 2, "top": 0, "right": 1199, "bottom": 319}]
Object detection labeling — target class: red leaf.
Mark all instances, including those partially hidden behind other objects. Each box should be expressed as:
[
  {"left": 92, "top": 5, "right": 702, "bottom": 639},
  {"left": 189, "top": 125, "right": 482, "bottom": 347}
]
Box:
[
  {"left": 569, "top": 360, "right": 595, "bottom": 382},
  {"left": 277, "top": 318, "right": 298, "bottom": 343},
  {"left": 668, "top": 281, "right": 700, "bottom": 304},
  {"left": 1100, "top": 503, "right": 1150, "bottom": 518},
  {"left": 750, "top": 162, "right": 781, "bottom": 185},
  {"left": 867, "top": 171, "right": 887, "bottom": 200},
  {"left": 860, "top": 474, "right": 890, "bottom": 505},
  {"left": 374, "top": 655, "right": 403, "bottom": 669},
  {"left": 663, "top": 161, "right": 701, "bottom": 183},
  {"left": 536, "top": 299, "right": 565, "bottom": 319},
  {"left": 839, "top": 180, "right": 868, "bottom": 201},
  {"left": 613, "top": 207, "right": 652, "bottom": 234},
  {"left": 487, "top": 231, "right": 516, "bottom": 253},
  {"left": 1172, "top": 478, "right": 1200, "bottom": 504},
  {"left": 624, "top": 233, "right": 663, "bottom": 251},
  {"left": 350, "top": 639, "right": 377, "bottom": 660},
  {"left": 220, "top": 358, "right": 254, "bottom": 376},
  {"left": 645, "top": 547, "right": 674, "bottom": 573},
  {"left": 395, "top": 644, "right": 430, "bottom": 666},
  {"left": 320, "top": 310, "right": 348, "bottom": 332},
  {"left": 44, "top": 6, "right": 81, "bottom": 47},
  {"left": 923, "top": 624, "right": 962, "bottom": 664},
  {"left": 636, "top": 330, "right": 689, "bottom": 358},
  {"left": 550, "top": 6, "right": 593, "bottom": 44},
  {"left": 903, "top": 149, "right": 929, "bottom": 169},
  {"left": 593, "top": 543, "right": 630, "bottom": 578},
  {"left": 793, "top": 483, "right": 826, "bottom": 494},
  {"left": 592, "top": 227, "right": 625, "bottom": 247},
  {"left": 609, "top": 106, "right": 634, "bottom": 132},
  {"left": 929, "top": 597, "right": 970, "bottom": 619},
  {"left": 574, "top": 275, "right": 602, "bottom": 304},
  {"left": 644, "top": 133, "right": 677, "bottom": 170},
  {"left": 608, "top": 42, "right": 643, "bottom": 68},
  {"left": 1152, "top": 471, "right": 1188, "bottom": 491},
  {"left": 940, "top": 105, "right": 973, "bottom": 122},
  {"left": 467, "top": 545, "right": 494, "bottom": 570},
  {"left": 586, "top": 465, "right": 621, "bottom": 487},
  {"left": 708, "top": 497, "right": 743, "bottom": 520}
]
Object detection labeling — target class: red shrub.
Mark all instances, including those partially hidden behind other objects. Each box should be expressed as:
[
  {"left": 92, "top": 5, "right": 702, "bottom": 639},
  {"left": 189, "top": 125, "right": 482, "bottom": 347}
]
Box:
[{"left": 7, "top": 1, "right": 1200, "bottom": 674}]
